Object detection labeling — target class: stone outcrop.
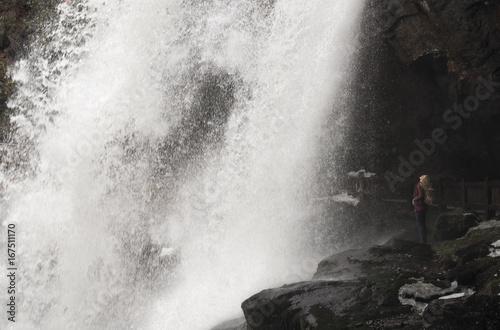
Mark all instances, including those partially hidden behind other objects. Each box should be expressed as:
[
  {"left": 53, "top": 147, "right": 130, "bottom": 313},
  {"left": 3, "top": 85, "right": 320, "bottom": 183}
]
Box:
[
  {"left": 235, "top": 222, "right": 500, "bottom": 329},
  {"left": 434, "top": 209, "right": 480, "bottom": 240},
  {"left": 242, "top": 280, "right": 371, "bottom": 329},
  {"left": 424, "top": 294, "right": 500, "bottom": 329}
]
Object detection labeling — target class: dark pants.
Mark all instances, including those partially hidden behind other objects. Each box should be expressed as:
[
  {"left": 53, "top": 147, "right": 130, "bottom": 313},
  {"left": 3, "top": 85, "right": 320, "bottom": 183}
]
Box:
[{"left": 415, "top": 211, "right": 427, "bottom": 243}]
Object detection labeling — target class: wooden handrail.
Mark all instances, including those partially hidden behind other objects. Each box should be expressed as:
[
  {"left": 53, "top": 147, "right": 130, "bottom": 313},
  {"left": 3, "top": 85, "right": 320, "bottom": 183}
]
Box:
[{"left": 439, "top": 177, "right": 499, "bottom": 219}]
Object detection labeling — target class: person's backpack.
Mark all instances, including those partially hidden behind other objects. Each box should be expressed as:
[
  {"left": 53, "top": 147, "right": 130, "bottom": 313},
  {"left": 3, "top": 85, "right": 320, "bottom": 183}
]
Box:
[{"left": 413, "top": 184, "right": 425, "bottom": 206}]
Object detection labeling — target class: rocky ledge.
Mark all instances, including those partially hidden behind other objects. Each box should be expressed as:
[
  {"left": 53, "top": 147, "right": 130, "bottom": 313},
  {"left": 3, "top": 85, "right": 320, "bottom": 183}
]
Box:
[{"left": 215, "top": 216, "right": 500, "bottom": 329}]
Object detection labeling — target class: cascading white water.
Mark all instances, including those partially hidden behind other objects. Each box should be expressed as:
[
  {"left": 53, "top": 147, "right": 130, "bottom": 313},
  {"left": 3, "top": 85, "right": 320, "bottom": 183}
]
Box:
[{"left": 0, "top": 0, "right": 365, "bottom": 329}]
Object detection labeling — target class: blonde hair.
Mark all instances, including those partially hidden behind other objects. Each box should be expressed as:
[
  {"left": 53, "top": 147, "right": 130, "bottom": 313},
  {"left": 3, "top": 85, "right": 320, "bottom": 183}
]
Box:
[{"left": 420, "top": 175, "right": 433, "bottom": 204}]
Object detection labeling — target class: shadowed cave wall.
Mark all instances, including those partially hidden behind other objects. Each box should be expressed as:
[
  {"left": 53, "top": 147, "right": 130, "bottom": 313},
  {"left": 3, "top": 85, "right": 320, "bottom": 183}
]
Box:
[{"left": 342, "top": 0, "right": 500, "bottom": 196}]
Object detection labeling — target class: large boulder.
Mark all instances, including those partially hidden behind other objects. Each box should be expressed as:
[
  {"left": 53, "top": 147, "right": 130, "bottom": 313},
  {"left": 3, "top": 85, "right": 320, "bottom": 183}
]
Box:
[
  {"left": 423, "top": 294, "right": 500, "bottom": 329},
  {"left": 238, "top": 225, "right": 500, "bottom": 329},
  {"left": 434, "top": 210, "right": 480, "bottom": 241},
  {"left": 241, "top": 280, "right": 372, "bottom": 330},
  {"left": 391, "top": 238, "right": 434, "bottom": 258},
  {"left": 312, "top": 249, "right": 371, "bottom": 281},
  {"left": 313, "top": 239, "right": 433, "bottom": 282},
  {"left": 241, "top": 241, "right": 439, "bottom": 329}
]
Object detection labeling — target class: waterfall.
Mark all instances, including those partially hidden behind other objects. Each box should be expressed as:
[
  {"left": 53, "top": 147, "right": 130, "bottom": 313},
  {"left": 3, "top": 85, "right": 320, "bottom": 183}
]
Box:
[{"left": 0, "top": 0, "right": 365, "bottom": 329}]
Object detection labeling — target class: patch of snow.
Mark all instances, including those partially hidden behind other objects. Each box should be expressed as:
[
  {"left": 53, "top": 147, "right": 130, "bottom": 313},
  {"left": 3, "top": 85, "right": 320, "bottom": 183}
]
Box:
[
  {"left": 398, "top": 297, "right": 428, "bottom": 315},
  {"left": 470, "top": 220, "right": 500, "bottom": 230},
  {"left": 347, "top": 169, "right": 376, "bottom": 178},
  {"left": 304, "top": 314, "right": 317, "bottom": 327},
  {"left": 439, "top": 292, "right": 465, "bottom": 300},
  {"left": 421, "top": 0, "right": 430, "bottom": 12},
  {"left": 313, "top": 192, "right": 360, "bottom": 206},
  {"left": 330, "top": 192, "right": 360, "bottom": 206},
  {"left": 399, "top": 281, "right": 456, "bottom": 301},
  {"left": 488, "top": 239, "right": 500, "bottom": 258},
  {"left": 398, "top": 281, "right": 465, "bottom": 315},
  {"left": 439, "top": 289, "right": 474, "bottom": 300}
]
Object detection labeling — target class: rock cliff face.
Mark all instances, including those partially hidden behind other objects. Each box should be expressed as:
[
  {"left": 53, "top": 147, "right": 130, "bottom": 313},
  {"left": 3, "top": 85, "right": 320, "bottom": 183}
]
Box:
[{"left": 343, "top": 0, "right": 500, "bottom": 194}]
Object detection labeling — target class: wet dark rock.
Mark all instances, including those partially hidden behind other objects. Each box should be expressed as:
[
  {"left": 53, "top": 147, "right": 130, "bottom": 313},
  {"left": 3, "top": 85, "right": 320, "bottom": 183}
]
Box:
[
  {"left": 344, "top": 0, "right": 500, "bottom": 193},
  {"left": 423, "top": 294, "right": 500, "bottom": 329},
  {"left": 431, "top": 224, "right": 500, "bottom": 298},
  {"left": 312, "top": 249, "right": 369, "bottom": 281},
  {"left": 241, "top": 280, "right": 372, "bottom": 330},
  {"left": 434, "top": 210, "right": 480, "bottom": 241},
  {"left": 391, "top": 238, "right": 434, "bottom": 258},
  {"left": 241, "top": 239, "right": 435, "bottom": 328},
  {"left": 378, "top": 0, "right": 500, "bottom": 68},
  {"left": 240, "top": 223, "right": 500, "bottom": 329},
  {"left": 211, "top": 317, "right": 247, "bottom": 330},
  {"left": 399, "top": 280, "right": 459, "bottom": 304}
]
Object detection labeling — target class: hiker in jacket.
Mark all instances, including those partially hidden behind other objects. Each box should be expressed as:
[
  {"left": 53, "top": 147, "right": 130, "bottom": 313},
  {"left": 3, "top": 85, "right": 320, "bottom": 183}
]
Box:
[{"left": 412, "top": 174, "right": 433, "bottom": 243}]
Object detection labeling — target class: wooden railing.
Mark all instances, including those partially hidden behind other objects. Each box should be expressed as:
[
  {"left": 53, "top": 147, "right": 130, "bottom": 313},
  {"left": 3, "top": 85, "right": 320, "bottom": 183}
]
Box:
[
  {"left": 341, "top": 175, "right": 499, "bottom": 218},
  {"left": 439, "top": 178, "right": 500, "bottom": 218}
]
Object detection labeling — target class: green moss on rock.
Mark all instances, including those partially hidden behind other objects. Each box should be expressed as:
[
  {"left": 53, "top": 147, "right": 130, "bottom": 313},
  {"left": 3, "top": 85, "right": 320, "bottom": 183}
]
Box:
[
  {"left": 434, "top": 210, "right": 479, "bottom": 241},
  {"left": 434, "top": 227, "right": 500, "bottom": 261}
]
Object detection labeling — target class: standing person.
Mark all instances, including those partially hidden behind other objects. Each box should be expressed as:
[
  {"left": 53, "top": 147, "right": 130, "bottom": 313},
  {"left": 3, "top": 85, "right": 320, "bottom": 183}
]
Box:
[{"left": 412, "top": 175, "right": 433, "bottom": 243}]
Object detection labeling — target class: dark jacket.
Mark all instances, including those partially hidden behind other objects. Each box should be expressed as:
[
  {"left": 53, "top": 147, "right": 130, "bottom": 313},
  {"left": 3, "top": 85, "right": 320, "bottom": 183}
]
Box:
[{"left": 413, "top": 183, "right": 427, "bottom": 212}]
